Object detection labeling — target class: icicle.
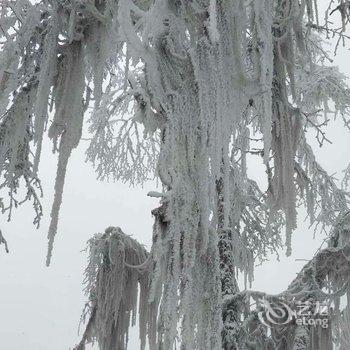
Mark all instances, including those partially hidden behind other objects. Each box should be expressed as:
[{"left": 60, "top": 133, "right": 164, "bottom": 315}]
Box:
[
  {"left": 85, "top": 21, "right": 109, "bottom": 108},
  {"left": 252, "top": 0, "right": 274, "bottom": 164},
  {"left": 46, "top": 144, "right": 71, "bottom": 266},
  {"left": 46, "top": 41, "right": 85, "bottom": 265},
  {"left": 33, "top": 3, "right": 59, "bottom": 174}
]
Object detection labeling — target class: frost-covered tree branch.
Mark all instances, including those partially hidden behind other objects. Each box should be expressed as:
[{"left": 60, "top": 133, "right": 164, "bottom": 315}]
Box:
[
  {"left": 75, "top": 227, "right": 154, "bottom": 350},
  {"left": 2, "top": 0, "right": 350, "bottom": 349},
  {"left": 78, "top": 212, "right": 350, "bottom": 349}
]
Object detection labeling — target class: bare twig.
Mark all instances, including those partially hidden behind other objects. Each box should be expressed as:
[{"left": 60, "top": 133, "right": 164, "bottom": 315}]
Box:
[
  {"left": 302, "top": 110, "right": 332, "bottom": 147},
  {"left": 0, "top": 229, "right": 9, "bottom": 253}
]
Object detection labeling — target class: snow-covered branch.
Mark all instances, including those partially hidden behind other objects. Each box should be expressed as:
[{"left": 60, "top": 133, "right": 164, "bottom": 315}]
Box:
[{"left": 75, "top": 226, "right": 155, "bottom": 350}]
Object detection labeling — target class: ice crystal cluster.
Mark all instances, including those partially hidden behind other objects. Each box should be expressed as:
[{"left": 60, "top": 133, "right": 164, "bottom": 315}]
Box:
[{"left": 2, "top": 0, "right": 350, "bottom": 349}]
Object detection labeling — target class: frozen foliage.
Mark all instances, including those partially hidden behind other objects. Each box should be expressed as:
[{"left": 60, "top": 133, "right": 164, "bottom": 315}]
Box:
[
  {"left": 0, "top": 77, "right": 43, "bottom": 225},
  {"left": 75, "top": 227, "right": 156, "bottom": 350},
  {"left": 218, "top": 212, "right": 350, "bottom": 350},
  {"left": 2, "top": 0, "right": 350, "bottom": 349},
  {"left": 85, "top": 72, "right": 159, "bottom": 185}
]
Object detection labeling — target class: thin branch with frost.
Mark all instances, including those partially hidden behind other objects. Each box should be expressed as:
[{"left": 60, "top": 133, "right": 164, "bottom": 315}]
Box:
[
  {"left": 0, "top": 229, "right": 9, "bottom": 253},
  {"left": 222, "top": 212, "right": 350, "bottom": 349}
]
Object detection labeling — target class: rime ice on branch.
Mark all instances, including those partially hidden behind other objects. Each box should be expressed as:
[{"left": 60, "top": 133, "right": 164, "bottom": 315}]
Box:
[
  {"left": 2, "top": 0, "right": 350, "bottom": 349},
  {"left": 75, "top": 227, "right": 155, "bottom": 350}
]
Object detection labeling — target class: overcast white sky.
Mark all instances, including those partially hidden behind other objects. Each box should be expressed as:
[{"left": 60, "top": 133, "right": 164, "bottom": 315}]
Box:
[{"left": 1, "top": 2, "right": 350, "bottom": 349}]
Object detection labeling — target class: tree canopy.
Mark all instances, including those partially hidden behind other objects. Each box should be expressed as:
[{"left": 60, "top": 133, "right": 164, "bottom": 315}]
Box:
[{"left": 1, "top": 0, "right": 350, "bottom": 349}]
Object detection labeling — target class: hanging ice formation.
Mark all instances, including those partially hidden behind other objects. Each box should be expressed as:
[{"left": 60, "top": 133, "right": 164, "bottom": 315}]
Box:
[
  {"left": 74, "top": 227, "right": 156, "bottom": 350},
  {"left": 2, "top": 0, "right": 350, "bottom": 349}
]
